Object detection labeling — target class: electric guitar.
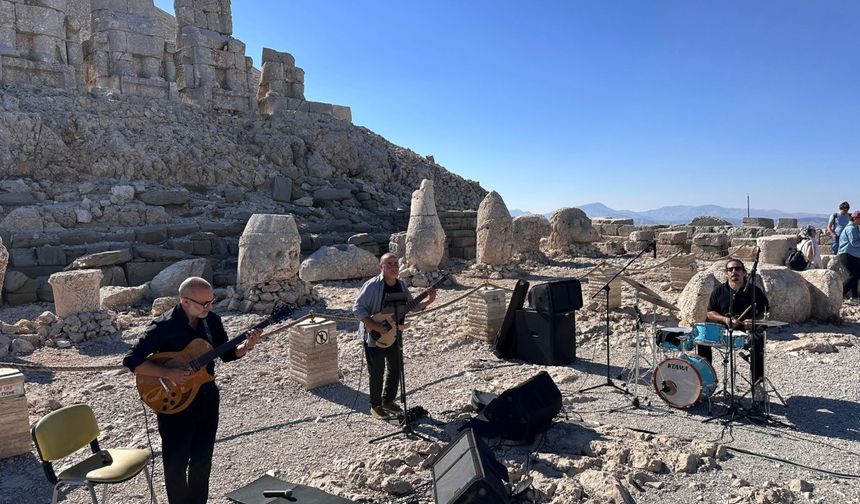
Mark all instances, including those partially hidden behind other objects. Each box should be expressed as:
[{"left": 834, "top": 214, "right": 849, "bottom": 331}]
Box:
[
  {"left": 136, "top": 302, "right": 294, "bottom": 414},
  {"left": 371, "top": 274, "right": 448, "bottom": 348}
]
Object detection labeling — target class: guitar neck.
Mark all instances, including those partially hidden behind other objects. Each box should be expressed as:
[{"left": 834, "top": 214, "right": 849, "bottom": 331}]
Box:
[
  {"left": 194, "top": 317, "right": 275, "bottom": 369},
  {"left": 403, "top": 274, "right": 448, "bottom": 314}
]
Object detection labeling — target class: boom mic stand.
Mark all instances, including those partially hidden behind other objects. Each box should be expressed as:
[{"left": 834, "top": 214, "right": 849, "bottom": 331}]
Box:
[
  {"left": 369, "top": 292, "right": 432, "bottom": 444},
  {"left": 581, "top": 241, "right": 656, "bottom": 405}
]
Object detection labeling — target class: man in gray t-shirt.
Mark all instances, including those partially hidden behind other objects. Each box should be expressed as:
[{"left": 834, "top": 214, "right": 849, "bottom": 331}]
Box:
[{"left": 827, "top": 201, "right": 851, "bottom": 255}]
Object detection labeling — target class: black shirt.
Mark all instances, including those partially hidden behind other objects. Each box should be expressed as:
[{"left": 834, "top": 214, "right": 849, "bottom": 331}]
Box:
[
  {"left": 707, "top": 282, "right": 769, "bottom": 319},
  {"left": 123, "top": 306, "right": 237, "bottom": 377}
]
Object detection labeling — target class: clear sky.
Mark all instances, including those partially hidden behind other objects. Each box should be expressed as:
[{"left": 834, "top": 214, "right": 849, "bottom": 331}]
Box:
[{"left": 155, "top": 1, "right": 859, "bottom": 215}]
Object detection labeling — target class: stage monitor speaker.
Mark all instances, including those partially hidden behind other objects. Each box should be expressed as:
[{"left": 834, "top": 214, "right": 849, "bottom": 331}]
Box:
[
  {"left": 492, "top": 279, "right": 529, "bottom": 359},
  {"left": 431, "top": 428, "right": 510, "bottom": 504},
  {"left": 515, "top": 309, "right": 576, "bottom": 365},
  {"left": 482, "top": 371, "right": 562, "bottom": 442},
  {"left": 528, "top": 279, "right": 583, "bottom": 313}
]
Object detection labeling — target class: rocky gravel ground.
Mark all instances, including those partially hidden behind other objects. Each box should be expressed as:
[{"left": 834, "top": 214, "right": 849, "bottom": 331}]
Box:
[{"left": 1, "top": 255, "right": 859, "bottom": 503}]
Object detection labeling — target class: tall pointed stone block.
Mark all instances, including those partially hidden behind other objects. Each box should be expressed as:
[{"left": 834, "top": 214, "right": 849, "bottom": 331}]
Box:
[{"left": 405, "top": 179, "right": 445, "bottom": 271}]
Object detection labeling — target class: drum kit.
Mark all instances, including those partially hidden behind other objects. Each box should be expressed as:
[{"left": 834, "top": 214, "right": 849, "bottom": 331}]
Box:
[{"left": 618, "top": 279, "right": 788, "bottom": 411}]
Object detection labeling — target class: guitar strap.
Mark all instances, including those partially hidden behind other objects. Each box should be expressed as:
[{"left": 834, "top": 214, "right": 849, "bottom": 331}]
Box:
[{"left": 201, "top": 319, "right": 214, "bottom": 344}]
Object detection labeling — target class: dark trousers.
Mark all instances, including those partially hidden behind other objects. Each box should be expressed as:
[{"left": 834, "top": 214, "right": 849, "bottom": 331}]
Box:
[
  {"left": 697, "top": 330, "right": 765, "bottom": 384},
  {"left": 840, "top": 253, "right": 860, "bottom": 299},
  {"left": 364, "top": 343, "right": 401, "bottom": 407},
  {"left": 157, "top": 384, "right": 219, "bottom": 504}
]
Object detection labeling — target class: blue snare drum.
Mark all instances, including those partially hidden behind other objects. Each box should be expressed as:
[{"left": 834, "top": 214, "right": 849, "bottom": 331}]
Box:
[
  {"left": 655, "top": 327, "right": 692, "bottom": 351},
  {"left": 692, "top": 322, "right": 725, "bottom": 347},
  {"left": 653, "top": 354, "right": 717, "bottom": 408}
]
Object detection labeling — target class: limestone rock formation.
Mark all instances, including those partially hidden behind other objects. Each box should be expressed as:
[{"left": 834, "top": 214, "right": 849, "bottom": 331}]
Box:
[
  {"left": 100, "top": 284, "right": 147, "bottom": 310},
  {"left": 512, "top": 214, "right": 550, "bottom": 253},
  {"left": 404, "top": 179, "right": 445, "bottom": 271},
  {"left": 545, "top": 208, "right": 600, "bottom": 252},
  {"left": 237, "top": 214, "right": 301, "bottom": 289},
  {"left": 799, "top": 269, "right": 842, "bottom": 321},
  {"left": 299, "top": 244, "right": 379, "bottom": 282},
  {"left": 84, "top": 0, "right": 176, "bottom": 99},
  {"left": 149, "top": 258, "right": 207, "bottom": 298},
  {"left": 677, "top": 269, "right": 722, "bottom": 326},
  {"left": 690, "top": 216, "right": 732, "bottom": 226},
  {"left": 475, "top": 191, "right": 514, "bottom": 265},
  {"left": 758, "top": 267, "right": 811, "bottom": 323},
  {"left": 174, "top": 0, "right": 255, "bottom": 112}
]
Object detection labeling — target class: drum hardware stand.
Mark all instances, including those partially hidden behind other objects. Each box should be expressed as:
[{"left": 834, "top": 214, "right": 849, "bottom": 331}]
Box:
[
  {"left": 369, "top": 293, "right": 432, "bottom": 444},
  {"left": 581, "top": 242, "right": 655, "bottom": 405},
  {"left": 617, "top": 294, "right": 654, "bottom": 394}
]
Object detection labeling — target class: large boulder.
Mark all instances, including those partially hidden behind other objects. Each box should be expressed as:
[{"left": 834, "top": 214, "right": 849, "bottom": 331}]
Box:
[
  {"left": 149, "top": 259, "right": 207, "bottom": 299},
  {"left": 512, "top": 214, "right": 550, "bottom": 253},
  {"left": 237, "top": 214, "right": 302, "bottom": 289},
  {"left": 545, "top": 208, "right": 600, "bottom": 252},
  {"left": 100, "top": 285, "right": 148, "bottom": 311},
  {"left": 677, "top": 269, "right": 722, "bottom": 325},
  {"left": 799, "top": 269, "right": 842, "bottom": 321},
  {"left": 476, "top": 191, "right": 514, "bottom": 265},
  {"left": 758, "top": 267, "right": 811, "bottom": 323},
  {"left": 404, "top": 179, "right": 446, "bottom": 271},
  {"left": 299, "top": 244, "right": 379, "bottom": 282}
]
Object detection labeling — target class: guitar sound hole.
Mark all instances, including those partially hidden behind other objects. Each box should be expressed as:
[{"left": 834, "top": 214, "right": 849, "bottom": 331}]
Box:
[{"left": 171, "top": 392, "right": 176, "bottom": 397}]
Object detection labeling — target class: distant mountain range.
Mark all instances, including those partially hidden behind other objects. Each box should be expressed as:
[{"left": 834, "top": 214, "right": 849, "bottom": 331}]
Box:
[{"left": 510, "top": 203, "right": 829, "bottom": 227}]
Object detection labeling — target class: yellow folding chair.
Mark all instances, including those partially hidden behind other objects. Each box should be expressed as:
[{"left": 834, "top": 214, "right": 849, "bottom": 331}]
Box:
[{"left": 31, "top": 403, "right": 158, "bottom": 504}]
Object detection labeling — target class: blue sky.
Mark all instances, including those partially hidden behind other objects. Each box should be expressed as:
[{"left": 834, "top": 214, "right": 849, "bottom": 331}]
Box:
[{"left": 154, "top": 1, "right": 859, "bottom": 215}]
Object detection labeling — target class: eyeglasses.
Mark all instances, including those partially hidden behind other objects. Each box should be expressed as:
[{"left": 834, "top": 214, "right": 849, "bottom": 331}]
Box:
[
  {"left": 725, "top": 266, "right": 744, "bottom": 272},
  {"left": 184, "top": 297, "right": 215, "bottom": 309}
]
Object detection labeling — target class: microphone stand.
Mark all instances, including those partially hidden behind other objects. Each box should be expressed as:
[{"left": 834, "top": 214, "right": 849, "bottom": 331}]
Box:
[
  {"left": 370, "top": 292, "right": 432, "bottom": 444},
  {"left": 580, "top": 242, "right": 656, "bottom": 405}
]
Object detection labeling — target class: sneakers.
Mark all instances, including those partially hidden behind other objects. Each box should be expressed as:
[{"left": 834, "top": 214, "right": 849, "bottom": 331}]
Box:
[
  {"left": 382, "top": 401, "right": 403, "bottom": 413},
  {"left": 370, "top": 406, "right": 389, "bottom": 419}
]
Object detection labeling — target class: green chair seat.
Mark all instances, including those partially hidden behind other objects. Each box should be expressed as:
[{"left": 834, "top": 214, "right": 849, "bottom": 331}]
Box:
[{"left": 57, "top": 448, "right": 151, "bottom": 484}]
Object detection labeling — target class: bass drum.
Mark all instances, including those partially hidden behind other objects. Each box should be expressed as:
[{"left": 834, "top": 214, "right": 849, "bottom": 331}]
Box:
[{"left": 652, "top": 354, "right": 717, "bottom": 408}]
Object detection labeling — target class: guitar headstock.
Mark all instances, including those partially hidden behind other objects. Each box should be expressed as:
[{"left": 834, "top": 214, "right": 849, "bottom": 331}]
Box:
[{"left": 270, "top": 302, "right": 295, "bottom": 323}]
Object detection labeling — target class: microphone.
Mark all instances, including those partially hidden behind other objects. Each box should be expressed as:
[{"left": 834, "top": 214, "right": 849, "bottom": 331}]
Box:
[
  {"left": 651, "top": 240, "right": 657, "bottom": 259},
  {"left": 744, "top": 247, "right": 761, "bottom": 295},
  {"left": 263, "top": 489, "right": 294, "bottom": 499}
]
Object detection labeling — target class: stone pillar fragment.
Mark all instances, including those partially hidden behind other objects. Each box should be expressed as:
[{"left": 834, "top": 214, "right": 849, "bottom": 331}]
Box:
[
  {"left": 404, "top": 179, "right": 445, "bottom": 271},
  {"left": 287, "top": 317, "right": 339, "bottom": 390},
  {"left": 48, "top": 269, "right": 103, "bottom": 317},
  {"left": 237, "top": 213, "right": 301, "bottom": 289},
  {"left": 466, "top": 287, "right": 506, "bottom": 342},
  {"left": 475, "top": 191, "right": 514, "bottom": 265}
]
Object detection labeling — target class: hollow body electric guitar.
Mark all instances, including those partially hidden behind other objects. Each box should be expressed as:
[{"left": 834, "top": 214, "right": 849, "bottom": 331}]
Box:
[
  {"left": 136, "top": 303, "right": 294, "bottom": 414},
  {"left": 371, "top": 274, "right": 448, "bottom": 349}
]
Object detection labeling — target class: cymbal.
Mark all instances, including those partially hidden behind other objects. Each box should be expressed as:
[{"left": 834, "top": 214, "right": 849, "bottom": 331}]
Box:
[
  {"left": 619, "top": 275, "right": 661, "bottom": 299},
  {"left": 641, "top": 293, "right": 679, "bottom": 311},
  {"left": 751, "top": 320, "right": 788, "bottom": 327}
]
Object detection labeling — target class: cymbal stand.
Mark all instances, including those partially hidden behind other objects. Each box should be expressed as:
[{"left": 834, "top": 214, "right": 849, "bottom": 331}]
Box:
[
  {"left": 581, "top": 243, "right": 655, "bottom": 406},
  {"left": 618, "top": 292, "right": 653, "bottom": 392}
]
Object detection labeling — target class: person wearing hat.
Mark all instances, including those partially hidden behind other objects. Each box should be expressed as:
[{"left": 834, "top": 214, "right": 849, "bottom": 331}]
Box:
[
  {"left": 797, "top": 225, "right": 822, "bottom": 269},
  {"left": 827, "top": 201, "right": 851, "bottom": 255},
  {"left": 837, "top": 210, "right": 860, "bottom": 300}
]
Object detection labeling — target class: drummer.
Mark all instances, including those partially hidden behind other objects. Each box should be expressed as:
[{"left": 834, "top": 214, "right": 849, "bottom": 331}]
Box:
[{"left": 701, "top": 257, "right": 769, "bottom": 389}]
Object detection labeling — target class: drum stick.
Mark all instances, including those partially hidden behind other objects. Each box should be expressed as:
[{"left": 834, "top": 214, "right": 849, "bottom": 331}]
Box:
[{"left": 732, "top": 306, "right": 753, "bottom": 329}]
